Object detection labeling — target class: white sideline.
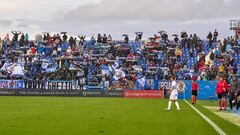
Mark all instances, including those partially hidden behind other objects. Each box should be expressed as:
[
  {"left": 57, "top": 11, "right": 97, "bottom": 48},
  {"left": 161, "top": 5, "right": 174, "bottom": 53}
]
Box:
[{"left": 184, "top": 100, "right": 227, "bottom": 135}]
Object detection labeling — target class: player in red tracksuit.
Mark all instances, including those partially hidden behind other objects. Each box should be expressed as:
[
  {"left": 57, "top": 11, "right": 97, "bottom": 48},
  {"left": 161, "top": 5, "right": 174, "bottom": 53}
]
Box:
[
  {"left": 222, "top": 79, "right": 229, "bottom": 110},
  {"left": 191, "top": 79, "right": 199, "bottom": 104},
  {"left": 216, "top": 76, "right": 228, "bottom": 111}
]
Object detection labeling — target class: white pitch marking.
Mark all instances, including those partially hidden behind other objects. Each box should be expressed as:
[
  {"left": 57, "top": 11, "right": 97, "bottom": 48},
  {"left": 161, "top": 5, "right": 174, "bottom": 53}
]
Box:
[{"left": 184, "top": 100, "right": 227, "bottom": 135}]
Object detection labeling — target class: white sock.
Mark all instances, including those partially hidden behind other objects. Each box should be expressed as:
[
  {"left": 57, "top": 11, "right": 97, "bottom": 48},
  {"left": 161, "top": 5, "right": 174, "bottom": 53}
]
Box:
[
  {"left": 168, "top": 101, "right": 172, "bottom": 110},
  {"left": 175, "top": 101, "right": 180, "bottom": 110}
]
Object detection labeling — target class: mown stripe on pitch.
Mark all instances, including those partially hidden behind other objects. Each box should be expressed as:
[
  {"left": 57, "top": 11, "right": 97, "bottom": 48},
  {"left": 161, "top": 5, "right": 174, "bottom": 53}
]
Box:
[{"left": 184, "top": 100, "right": 227, "bottom": 135}]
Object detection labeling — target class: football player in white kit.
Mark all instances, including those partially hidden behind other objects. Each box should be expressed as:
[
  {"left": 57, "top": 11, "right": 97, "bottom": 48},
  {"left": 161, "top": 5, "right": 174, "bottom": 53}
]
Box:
[{"left": 165, "top": 76, "right": 180, "bottom": 111}]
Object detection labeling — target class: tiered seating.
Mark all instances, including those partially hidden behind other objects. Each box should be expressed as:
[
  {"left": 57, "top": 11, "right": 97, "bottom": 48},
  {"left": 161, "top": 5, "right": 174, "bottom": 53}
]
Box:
[{"left": 0, "top": 32, "right": 239, "bottom": 83}]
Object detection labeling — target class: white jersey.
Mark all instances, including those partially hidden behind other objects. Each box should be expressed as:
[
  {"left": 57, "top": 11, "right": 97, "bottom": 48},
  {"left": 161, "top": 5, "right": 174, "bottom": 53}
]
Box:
[
  {"left": 170, "top": 80, "right": 178, "bottom": 100},
  {"left": 172, "top": 80, "right": 177, "bottom": 91}
]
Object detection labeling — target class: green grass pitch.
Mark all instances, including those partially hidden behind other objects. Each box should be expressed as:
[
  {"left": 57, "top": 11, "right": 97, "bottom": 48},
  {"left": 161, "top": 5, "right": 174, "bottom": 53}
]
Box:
[{"left": 0, "top": 97, "right": 239, "bottom": 135}]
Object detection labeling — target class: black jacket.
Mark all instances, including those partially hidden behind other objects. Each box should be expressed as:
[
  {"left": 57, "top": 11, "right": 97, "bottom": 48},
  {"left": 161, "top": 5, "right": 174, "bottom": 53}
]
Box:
[{"left": 230, "top": 80, "right": 239, "bottom": 93}]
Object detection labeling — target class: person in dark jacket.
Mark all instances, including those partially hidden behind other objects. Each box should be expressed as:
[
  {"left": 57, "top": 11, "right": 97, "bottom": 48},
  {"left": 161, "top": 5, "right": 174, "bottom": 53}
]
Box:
[
  {"left": 102, "top": 34, "right": 107, "bottom": 44},
  {"left": 207, "top": 32, "right": 213, "bottom": 40},
  {"left": 229, "top": 75, "right": 239, "bottom": 111},
  {"left": 213, "top": 29, "right": 218, "bottom": 42},
  {"left": 97, "top": 34, "right": 102, "bottom": 43},
  {"left": 124, "top": 35, "right": 129, "bottom": 44},
  {"left": 209, "top": 51, "right": 214, "bottom": 60},
  {"left": 207, "top": 32, "right": 213, "bottom": 48}
]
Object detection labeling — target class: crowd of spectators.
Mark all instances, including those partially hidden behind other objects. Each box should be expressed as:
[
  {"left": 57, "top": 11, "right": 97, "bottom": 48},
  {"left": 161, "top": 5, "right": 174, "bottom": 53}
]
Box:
[{"left": 0, "top": 30, "right": 239, "bottom": 88}]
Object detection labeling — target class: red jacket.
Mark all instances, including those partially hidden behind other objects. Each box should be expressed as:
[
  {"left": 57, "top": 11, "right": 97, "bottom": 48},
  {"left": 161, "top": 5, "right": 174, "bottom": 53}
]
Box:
[
  {"left": 216, "top": 81, "right": 228, "bottom": 94},
  {"left": 223, "top": 80, "right": 229, "bottom": 92},
  {"left": 192, "top": 82, "right": 199, "bottom": 91}
]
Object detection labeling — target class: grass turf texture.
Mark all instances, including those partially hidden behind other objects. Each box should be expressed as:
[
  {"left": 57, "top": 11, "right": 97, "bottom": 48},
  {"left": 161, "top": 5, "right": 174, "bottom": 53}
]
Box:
[
  {"left": 196, "top": 100, "right": 240, "bottom": 133},
  {"left": 0, "top": 97, "right": 238, "bottom": 135}
]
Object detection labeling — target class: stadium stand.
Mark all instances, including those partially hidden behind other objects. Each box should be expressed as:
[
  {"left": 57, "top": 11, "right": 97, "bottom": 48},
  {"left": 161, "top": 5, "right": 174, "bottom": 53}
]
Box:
[{"left": 0, "top": 31, "right": 239, "bottom": 90}]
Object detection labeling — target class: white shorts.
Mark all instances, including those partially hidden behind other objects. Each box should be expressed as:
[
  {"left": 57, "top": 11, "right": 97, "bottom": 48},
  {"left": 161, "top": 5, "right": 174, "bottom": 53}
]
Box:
[{"left": 170, "top": 90, "right": 178, "bottom": 100}]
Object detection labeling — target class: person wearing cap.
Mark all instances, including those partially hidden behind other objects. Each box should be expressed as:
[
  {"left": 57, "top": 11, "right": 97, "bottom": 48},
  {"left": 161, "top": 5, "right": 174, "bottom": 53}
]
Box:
[{"left": 229, "top": 75, "right": 239, "bottom": 111}]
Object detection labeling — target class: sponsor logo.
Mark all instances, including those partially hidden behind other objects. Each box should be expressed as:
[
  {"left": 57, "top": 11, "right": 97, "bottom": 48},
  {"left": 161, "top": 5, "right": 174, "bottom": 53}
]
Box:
[{"left": 124, "top": 90, "right": 164, "bottom": 98}]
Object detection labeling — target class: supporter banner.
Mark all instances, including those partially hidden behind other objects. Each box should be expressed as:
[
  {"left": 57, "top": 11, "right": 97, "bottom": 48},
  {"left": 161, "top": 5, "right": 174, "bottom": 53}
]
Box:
[
  {"left": 158, "top": 81, "right": 171, "bottom": 89},
  {"left": 45, "top": 80, "right": 78, "bottom": 90},
  {"left": 145, "top": 79, "right": 159, "bottom": 90},
  {"left": 0, "top": 80, "right": 24, "bottom": 89},
  {"left": 0, "top": 80, "right": 78, "bottom": 90},
  {"left": 124, "top": 90, "right": 164, "bottom": 98},
  {"left": 145, "top": 79, "right": 154, "bottom": 90}
]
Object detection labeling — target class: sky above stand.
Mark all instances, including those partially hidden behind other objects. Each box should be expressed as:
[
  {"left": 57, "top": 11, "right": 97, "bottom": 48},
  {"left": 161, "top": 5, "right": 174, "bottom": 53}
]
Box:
[{"left": 0, "top": 0, "right": 239, "bottom": 39}]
